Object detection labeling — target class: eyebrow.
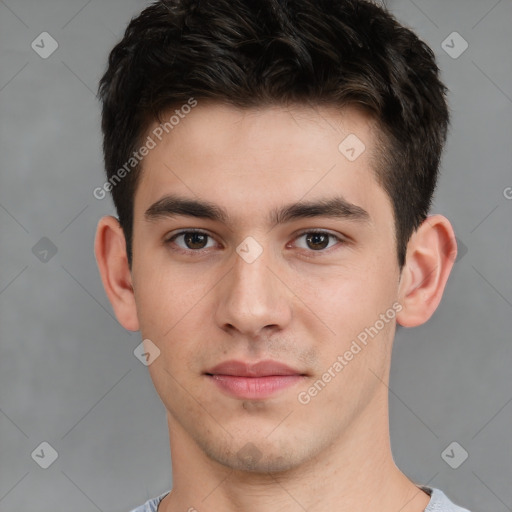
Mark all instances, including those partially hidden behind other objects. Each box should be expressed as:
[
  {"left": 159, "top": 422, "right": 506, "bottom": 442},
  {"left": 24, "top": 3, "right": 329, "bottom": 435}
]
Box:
[{"left": 144, "top": 193, "right": 371, "bottom": 227}]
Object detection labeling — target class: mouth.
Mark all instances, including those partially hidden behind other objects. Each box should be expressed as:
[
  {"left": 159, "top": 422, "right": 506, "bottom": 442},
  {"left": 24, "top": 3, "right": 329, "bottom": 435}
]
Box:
[{"left": 204, "top": 359, "right": 308, "bottom": 400}]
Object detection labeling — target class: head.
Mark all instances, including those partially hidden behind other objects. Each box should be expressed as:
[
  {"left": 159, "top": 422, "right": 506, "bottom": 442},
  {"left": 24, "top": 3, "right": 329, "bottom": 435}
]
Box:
[
  {"left": 97, "top": 0, "right": 450, "bottom": 270},
  {"left": 95, "top": 0, "right": 457, "bottom": 474}
]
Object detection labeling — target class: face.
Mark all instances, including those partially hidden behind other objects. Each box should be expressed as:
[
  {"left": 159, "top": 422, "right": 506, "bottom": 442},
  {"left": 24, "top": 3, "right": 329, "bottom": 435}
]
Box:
[{"left": 130, "top": 102, "right": 403, "bottom": 472}]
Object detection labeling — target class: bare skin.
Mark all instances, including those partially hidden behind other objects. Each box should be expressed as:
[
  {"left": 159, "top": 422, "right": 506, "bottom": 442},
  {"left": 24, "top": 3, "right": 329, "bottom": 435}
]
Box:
[{"left": 95, "top": 102, "right": 456, "bottom": 512}]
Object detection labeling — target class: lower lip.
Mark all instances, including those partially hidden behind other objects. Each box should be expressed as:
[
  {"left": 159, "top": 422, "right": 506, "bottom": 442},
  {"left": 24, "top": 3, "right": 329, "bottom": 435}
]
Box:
[{"left": 207, "top": 374, "right": 305, "bottom": 400}]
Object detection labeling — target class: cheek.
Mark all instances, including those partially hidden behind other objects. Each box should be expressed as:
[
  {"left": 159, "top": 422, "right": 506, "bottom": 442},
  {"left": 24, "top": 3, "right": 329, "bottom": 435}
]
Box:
[
  {"left": 300, "top": 256, "right": 399, "bottom": 354},
  {"left": 133, "top": 257, "right": 203, "bottom": 333},
  {"left": 132, "top": 263, "right": 214, "bottom": 375}
]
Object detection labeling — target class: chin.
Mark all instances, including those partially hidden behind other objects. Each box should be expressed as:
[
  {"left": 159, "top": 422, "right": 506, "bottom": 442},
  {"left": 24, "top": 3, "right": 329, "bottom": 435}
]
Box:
[{"left": 201, "top": 435, "right": 311, "bottom": 474}]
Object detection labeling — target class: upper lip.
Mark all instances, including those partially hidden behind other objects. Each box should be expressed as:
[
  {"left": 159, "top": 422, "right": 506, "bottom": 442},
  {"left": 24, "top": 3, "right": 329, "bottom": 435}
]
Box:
[{"left": 205, "top": 360, "right": 305, "bottom": 377}]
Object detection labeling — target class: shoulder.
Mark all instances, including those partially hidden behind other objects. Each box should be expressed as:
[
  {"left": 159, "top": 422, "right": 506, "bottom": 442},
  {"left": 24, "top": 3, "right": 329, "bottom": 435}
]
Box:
[
  {"left": 128, "top": 490, "right": 171, "bottom": 512},
  {"left": 420, "top": 486, "right": 472, "bottom": 512},
  {"left": 129, "top": 487, "right": 473, "bottom": 512}
]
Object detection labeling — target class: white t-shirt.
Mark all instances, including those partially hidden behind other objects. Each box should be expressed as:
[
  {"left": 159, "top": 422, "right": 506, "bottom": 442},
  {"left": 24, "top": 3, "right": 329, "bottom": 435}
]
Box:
[{"left": 129, "top": 485, "right": 472, "bottom": 511}]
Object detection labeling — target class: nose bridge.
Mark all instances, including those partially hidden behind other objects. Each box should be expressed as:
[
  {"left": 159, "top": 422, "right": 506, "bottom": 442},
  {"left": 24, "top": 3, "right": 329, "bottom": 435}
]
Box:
[
  {"left": 216, "top": 236, "right": 291, "bottom": 335},
  {"left": 231, "top": 240, "right": 274, "bottom": 311}
]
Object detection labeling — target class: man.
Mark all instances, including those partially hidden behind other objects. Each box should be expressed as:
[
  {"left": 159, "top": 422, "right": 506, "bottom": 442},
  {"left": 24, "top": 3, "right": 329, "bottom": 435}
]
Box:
[{"left": 94, "top": 0, "right": 472, "bottom": 510}]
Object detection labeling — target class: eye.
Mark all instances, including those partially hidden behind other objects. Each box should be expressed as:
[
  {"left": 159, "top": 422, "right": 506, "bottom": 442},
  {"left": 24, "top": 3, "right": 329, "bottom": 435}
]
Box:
[
  {"left": 165, "top": 230, "right": 217, "bottom": 252},
  {"left": 292, "top": 230, "right": 344, "bottom": 252},
  {"left": 165, "top": 229, "right": 345, "bottom": 256}
]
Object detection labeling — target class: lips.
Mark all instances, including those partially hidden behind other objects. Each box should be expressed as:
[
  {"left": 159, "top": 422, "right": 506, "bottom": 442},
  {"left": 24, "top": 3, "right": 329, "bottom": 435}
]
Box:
[
  {"left": 205, "top": 359, "right": 305, "bottom": 377},
  {"left": 205, "top": 360, "right": 307, "bottom": 400}
]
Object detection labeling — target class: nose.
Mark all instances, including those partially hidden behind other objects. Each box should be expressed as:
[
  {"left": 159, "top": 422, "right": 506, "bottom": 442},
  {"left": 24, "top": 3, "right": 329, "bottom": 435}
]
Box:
[{"left": 214, "top": 240, "right": 292, "bottom": 338}]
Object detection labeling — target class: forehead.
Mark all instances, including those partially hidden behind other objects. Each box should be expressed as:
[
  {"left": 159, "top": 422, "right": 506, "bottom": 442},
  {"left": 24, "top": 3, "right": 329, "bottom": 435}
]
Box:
[
  {"left": 143, "top": 101, "right": 378, "bottom": 167},
  {"left": 133, "top": 102, "right": 391, "bottom": 226}
]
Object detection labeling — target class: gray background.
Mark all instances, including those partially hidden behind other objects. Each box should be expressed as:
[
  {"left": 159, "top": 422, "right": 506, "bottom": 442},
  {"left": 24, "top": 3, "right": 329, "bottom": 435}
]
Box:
[{"left": 0, "top": 0, "right": 511, "bottom": 511}]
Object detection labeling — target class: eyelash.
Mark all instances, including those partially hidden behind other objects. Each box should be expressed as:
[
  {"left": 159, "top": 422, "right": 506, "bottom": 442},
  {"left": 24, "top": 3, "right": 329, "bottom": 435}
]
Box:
[{"left": 164, "top": 229, "right": 345, "bottom": 257}]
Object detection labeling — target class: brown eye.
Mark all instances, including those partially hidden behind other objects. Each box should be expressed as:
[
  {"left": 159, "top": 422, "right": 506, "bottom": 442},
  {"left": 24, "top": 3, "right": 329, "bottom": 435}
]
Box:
[
  {"left": 293, "top": 230, "right": 342, "bottom": 252},
  {"left": 166, "top": 230, "right": 216, "bottom": 252},
  {"left": 305, "top": 232, "right": 330, "bottom": 250},
  {"left": 183, "top": 232, "right": 208, "bottom": 249}
]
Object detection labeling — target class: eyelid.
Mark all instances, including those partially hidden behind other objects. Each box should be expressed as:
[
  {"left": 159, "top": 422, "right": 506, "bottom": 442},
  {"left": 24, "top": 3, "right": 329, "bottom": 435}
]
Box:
[
  {"left": 293, "top": 228, "right": 344, "bottom": 239},
  {"left": 165, "top": 227, "right": 212, "bottom": 240}
]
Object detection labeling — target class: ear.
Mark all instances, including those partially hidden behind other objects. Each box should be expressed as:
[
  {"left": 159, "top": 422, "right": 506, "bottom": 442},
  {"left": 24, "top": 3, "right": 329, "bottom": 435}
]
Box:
[
  {"left": 396, "top": 214, "right": 457, "bottom": 327},
  {"left": 94, "top": 215, "right": 140, "bottom": 331}
]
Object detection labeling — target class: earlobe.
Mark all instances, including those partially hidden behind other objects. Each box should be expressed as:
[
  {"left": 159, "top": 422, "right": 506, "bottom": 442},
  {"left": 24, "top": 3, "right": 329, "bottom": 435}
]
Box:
[
  {"left": 94, "top": 216, "right": 140, "bottom": 331},
  {"left": 396, "top": 215, "right": 457, "bottom": 328}
]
